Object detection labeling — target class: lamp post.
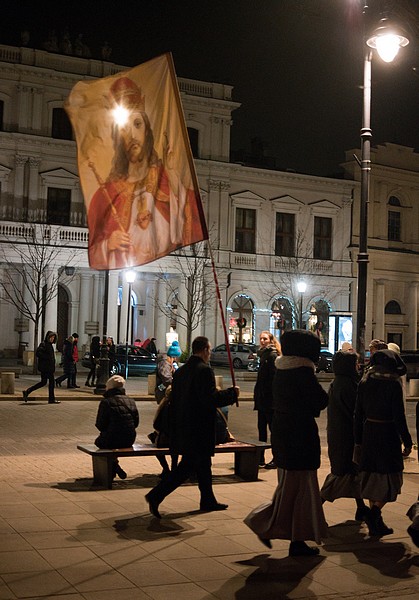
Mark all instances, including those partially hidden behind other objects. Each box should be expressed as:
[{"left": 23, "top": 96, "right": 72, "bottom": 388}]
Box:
[
  {"left": 296, "top": 281, "right": 307, "bottom": 329},
  {"left": 124, "top": 270, "right": 136, "bottom": 380},
  {"left": 94, "top": 269, "right": 110, "bottom": 395},
  {"left": 355, "top": 10, "right": 409, "bottom": 364}
]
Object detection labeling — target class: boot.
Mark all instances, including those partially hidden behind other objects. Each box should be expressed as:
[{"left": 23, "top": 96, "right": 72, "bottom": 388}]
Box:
[{"left": 366, "top": 506, "right": 393, "bottom": 537}]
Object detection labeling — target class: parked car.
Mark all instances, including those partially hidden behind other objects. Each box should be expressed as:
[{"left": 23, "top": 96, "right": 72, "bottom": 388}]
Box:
[
  {"left": 316, "top": 350, "right": 334, "bottom": 373},
  {"left": 82, "top": 345, "right": 156, "bottom": 377},
  {"left": 210, "top": 343, "right": 257, "bottom": 369},
  {"left": 401, "top": 351, "right": 419, "bottom": 380}
]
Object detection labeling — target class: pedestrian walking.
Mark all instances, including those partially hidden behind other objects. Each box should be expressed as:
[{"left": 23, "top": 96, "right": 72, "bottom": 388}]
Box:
[
  {"left": 354, "top": 349, "right": 412, "bottom": 537},
  {"left": 23, "top": 331, "right": 60, "bottom": 404},
  {"left": 244, "top": 329, "right": 328, "bottom": 556},
  {"left": 320, "top": 351, "right": 368, "bottom": 520},
  {"left": 85, "top": 335, "right": 101, "bottom": 387},
  {"left": 71, "top": 333, "right": 80, "bottom": 388},
  {"left": 55, "top": 335, "right": 75, "bottom": 388},
  {"left": 145, "top": 336, "right": 239, "bottom": 519},
  {"left": 253, "top": 330, "right": 281, "bottom": 468}
]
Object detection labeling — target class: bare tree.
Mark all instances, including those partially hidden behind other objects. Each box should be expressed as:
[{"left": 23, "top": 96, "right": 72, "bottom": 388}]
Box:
[
  {"left": 265, "top": 228, "right": 341, "bottom": 329},
  {"left": 154, "top": 241, "right": 215, "bottom": 354},
  {"left": 0, "top": 223, "right": 78, "bottom": 372}
]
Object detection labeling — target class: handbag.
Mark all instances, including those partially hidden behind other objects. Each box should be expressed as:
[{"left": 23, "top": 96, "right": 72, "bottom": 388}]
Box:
[{"left": 216, "top": 408, "right": 235, "bottom": 444}]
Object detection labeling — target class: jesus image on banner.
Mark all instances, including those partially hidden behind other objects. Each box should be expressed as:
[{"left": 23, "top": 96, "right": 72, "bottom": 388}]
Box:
[{"left": 66, "top": 55, "right": 207, "bottom": 270}]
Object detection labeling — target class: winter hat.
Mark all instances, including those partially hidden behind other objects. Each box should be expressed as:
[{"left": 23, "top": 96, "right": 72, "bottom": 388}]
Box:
[
  {"left": 105, "top": 375, "right": 125, "bottom": 390},
  {"left": 167, "top": 340, "right": 182, "bottom": 357},
  {"left": 387, "top": 342, "right": 401, "bottom": 354},
  {"left": 280, "top": 329, "right": 321, "bottom": 363},
  {"left": 370, "top": 349, "right": 407, "bottom": 376}
]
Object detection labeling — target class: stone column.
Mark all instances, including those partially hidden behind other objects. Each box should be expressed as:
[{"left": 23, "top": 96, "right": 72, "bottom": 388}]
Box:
[
  {"left": 119, "top": 278, "right": 129, "bottom": 344},
  {"left": 91, "top": 274, "right": 99, "bottom": 325},
  {"left": 107, "top": 270, "right": 119, "bottom": 341},
  {"left": 13, "top": 154, "right": 26, "bottom": 221},
  {"left": 43, "top": 268, "right": 58, "bottom": 337},
  {"left": 28, "top": 157, "right": 41, "bottom": 214},
  {"left": 155, "top": 278, "right": 167, "bottom": 349},
  {"left": 77, "top": 273, "right": 92, "bottom": 347}
]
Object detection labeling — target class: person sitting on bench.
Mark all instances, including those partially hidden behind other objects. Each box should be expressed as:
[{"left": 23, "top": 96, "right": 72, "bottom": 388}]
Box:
[{"left": 94, "top": 375, "right": 139, "bottom": 480}]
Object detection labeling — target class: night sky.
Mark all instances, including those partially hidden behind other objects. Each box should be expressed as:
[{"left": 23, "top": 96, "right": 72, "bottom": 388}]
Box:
[{"left": 2, "top": 0, "right": 419, "bottom": 177}]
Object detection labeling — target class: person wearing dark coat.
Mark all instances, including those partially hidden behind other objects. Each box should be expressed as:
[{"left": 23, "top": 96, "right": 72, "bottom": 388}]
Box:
[
  {"left": 95, "top": 375, "right": 139, "bottom": 480},
  {"left": 354, "top": 349, "right": 412, "bottom": 537},
  {"left": 55, "top": 335, "right": 75, "bottom": 388},
  {"left": 85, "top": 335, "right": 101, "bottom": 387},
  {"left": 148, "top": 337, "right": 158, "bottom": 355},
  {"left": 253, "top": 331, "right": 281, "bottom": 468},
  {"left": 245, "top": 329, "right": 328, "bottom": 556},
  {"left": 23, "top": 331, "right": 59, "bottom": 404},
  {"left": 320, "top": 351, "right": 368, "bottom": 520},
  {"left": 145, "top": 336, "right": 239, "bottom": 519}
]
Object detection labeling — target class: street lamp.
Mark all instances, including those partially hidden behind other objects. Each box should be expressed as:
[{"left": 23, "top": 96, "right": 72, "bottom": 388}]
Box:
[
  {"left": 124, "top": 269, "right": 136, "bottom": 380},
  {"left": 296, "top": 281, "right": 307, "bottom": 329},
  {"left": 355, "top": 11, "right": 409, "bottom": 363}
]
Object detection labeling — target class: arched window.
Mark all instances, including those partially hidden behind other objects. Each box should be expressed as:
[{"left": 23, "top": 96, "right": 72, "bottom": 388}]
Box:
[
  {"left": 388, "top": 196, "right": 401, "bottom": 241},
  {"left": 270, "top": 297, "right": 293, "bottom": 338},
  {"left": 230, "top": 295, "right": 254, "bottom": 343},
  {"left": 385, "top": 300, "right": 402, "bottom": 314}
]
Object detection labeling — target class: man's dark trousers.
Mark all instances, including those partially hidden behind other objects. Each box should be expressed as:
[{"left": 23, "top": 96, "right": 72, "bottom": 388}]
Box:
[{"left": 147, "top": 452, "right": 216, "bottom": 507}]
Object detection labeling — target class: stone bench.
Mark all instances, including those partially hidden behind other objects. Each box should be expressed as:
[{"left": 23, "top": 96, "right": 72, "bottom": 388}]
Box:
[{"left": 77, "top": 439, "right": 271, "bottom": 489}]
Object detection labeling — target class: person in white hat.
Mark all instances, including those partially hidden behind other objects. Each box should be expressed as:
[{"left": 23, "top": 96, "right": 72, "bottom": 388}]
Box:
[{"left": 94, "top": 375, "right": 139, "bottom": 480}]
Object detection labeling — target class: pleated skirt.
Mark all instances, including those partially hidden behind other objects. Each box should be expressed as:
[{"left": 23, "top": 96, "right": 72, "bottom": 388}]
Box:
[
  {"left": 320, "top": 472, "right": 361, "bottom": 502},
  {"left": 244, "top": 468, "right": 328, "bottom": 544}
]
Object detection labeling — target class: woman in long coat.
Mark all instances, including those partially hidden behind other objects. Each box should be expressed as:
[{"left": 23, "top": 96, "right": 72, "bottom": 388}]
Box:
[
  {"left": 354, "top": 349, "right": 412, "bottom": 536},
  {"left": 253, "top": 331, "right": 281, "bottom": 468},
  {"left": 245, "top": 330, "right": 328, "bottom": 556},
  {"left": 320, "top": 351, "right": 368, "bottom": 520},
  {"left": 55, "top": 335, "right": 75, "bottom": 388}
]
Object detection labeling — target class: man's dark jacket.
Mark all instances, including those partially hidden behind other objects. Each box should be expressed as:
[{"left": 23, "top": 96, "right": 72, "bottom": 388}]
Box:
[
  {"left": 36, "top": 331, "right": 56, "bottom": 374},
  {"left": 169, "top": 355, "right": 237, "bottom": 456}
]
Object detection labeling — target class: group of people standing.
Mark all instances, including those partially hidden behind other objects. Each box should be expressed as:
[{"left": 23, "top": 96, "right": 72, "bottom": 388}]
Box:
[{"left": 245, "top": 330, "right": 416, "bottom": 555}]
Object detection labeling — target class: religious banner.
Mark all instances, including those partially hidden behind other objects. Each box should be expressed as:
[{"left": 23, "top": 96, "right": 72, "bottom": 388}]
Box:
[{"left": 65, "top": 53, "right": 208, "bottom": 270}]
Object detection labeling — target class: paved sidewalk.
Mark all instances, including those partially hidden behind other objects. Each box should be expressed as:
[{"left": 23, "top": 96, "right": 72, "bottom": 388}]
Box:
[{"left": 0, "top": 377, "right": 418, "bottom": 599}]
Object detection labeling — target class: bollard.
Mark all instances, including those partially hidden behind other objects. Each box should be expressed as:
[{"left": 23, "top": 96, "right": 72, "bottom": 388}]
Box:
[
  {"left": 1, "top": 372, "right": 15, "bottom": 394},
  {"left": 409, "top": 378, "right": 419, "bottom": 398},
  {"left": 148, "top": 373, "right": 156, "bottom": 396}
]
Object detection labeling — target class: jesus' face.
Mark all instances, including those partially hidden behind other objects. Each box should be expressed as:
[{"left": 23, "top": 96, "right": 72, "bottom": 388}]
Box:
[{"left": 120, "top": 110, "right": 146, "bottom": 163}]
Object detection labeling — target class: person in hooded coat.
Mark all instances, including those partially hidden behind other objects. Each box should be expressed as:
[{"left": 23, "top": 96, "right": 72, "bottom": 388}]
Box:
[
  {"left": 23, "top": 330, "right": 59, "bottom": 404},
  {"left": 244, "top": 329, "right": 328, "bottom": 556},
  {"left": 354, "top": 349, "right": 412, "bottom": 537},
  {"left": 253, "top": 331, "right": 281, "bottom": 468},
  {"left": 320, "top": 351, "right": 368, "bottom": 520},
  {"left": 95, "top": 375, "right": 139, "bottom": 480}
]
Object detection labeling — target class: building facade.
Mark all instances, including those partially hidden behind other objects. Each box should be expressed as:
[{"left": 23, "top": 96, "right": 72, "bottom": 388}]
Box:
[{"left": 0, "top": 44, "right": 417, "bottom": 359}]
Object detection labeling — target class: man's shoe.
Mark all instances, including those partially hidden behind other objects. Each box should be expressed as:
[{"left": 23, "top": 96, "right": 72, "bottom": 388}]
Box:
[
  {"left": 55, "top": 380, "right": 61, "bottom": 387},
  {"left": 85, "top": 381, "right": 91, "bottom": 387},
  {"left": 73, "top": 385, "right": 80, "bottom": 388},
  {"left": 48, "top": 400, "right": 61, "bottom": 404},
  {"left": 145, "top": 493, "right": 161, "bottom": 519},
  {"left": 22, "top": 390, "right": 28, "bottom": 402},
  {"left": 264, "top": 460, "right": 276, "bottom": 469},
  {"left": 115, "top": 464, "right": 127, "bottom": 479},
  {"left": 200, "top": 502, "right": 228, "bottom": 512},
  {"left": 408, "top": 525, "right": 419, "bottom": 548}
]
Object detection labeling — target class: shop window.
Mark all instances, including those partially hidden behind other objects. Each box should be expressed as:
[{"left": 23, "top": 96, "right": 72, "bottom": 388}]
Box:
[
  {"left": 270, "top": 298, "right": 293, "bottom": 338},
  {"left": 230, "top": 294, "right": 254, "bottom": 343}
]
